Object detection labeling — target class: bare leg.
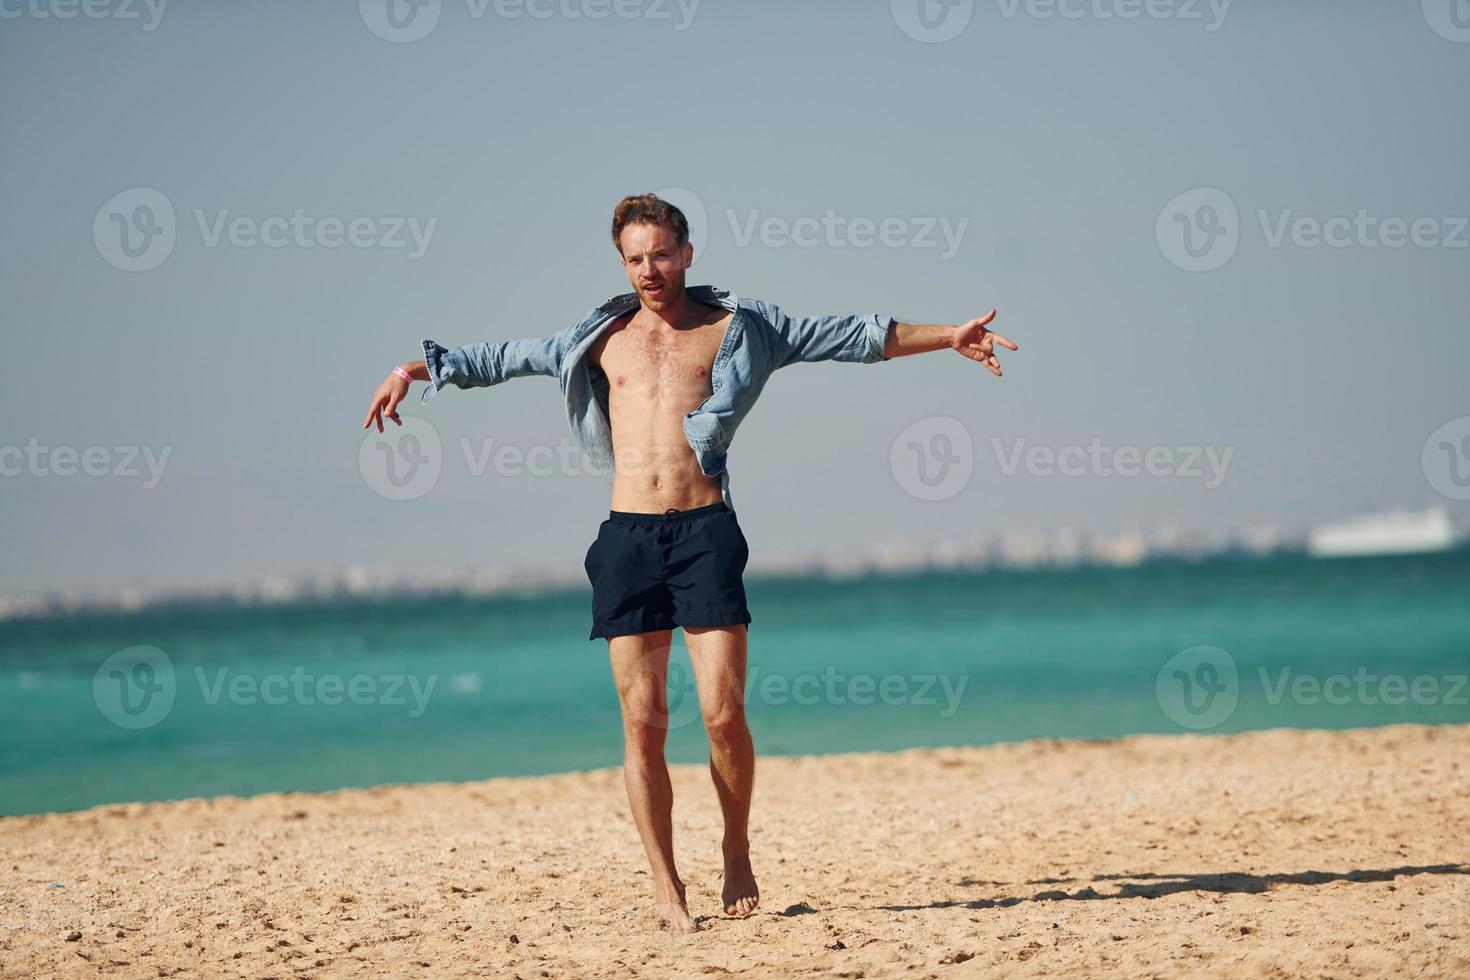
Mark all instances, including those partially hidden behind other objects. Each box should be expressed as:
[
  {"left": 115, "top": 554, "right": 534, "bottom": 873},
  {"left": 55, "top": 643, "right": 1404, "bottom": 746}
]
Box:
[
  {"left": 608, "top": 630, "right": 698, "bottom": 933},
  {"left": 685, "top": 624, "right": 759, "bottom": 917}
]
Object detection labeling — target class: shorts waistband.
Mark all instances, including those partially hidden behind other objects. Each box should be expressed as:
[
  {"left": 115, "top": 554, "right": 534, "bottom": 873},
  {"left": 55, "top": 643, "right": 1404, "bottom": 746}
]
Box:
[{"left": 608, "top": 502, "right": 729, "bottom": 523}]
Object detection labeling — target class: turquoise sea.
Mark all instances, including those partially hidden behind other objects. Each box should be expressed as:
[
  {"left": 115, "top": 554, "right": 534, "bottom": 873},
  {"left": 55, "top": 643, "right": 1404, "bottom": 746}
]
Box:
[{"left": 3, "top": 551, "right": 1468, "bottom": 816}]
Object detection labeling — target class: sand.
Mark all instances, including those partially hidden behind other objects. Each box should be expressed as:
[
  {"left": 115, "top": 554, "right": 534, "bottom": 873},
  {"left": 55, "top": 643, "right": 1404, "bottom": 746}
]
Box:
[{"left": 2, "top": 724, "right": 1467, "bottom": 978}]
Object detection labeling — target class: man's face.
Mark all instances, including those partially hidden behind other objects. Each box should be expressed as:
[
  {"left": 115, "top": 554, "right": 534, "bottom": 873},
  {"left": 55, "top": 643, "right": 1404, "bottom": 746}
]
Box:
[{"left": 617, "top": 222, "right": 692, "bottom": 311}]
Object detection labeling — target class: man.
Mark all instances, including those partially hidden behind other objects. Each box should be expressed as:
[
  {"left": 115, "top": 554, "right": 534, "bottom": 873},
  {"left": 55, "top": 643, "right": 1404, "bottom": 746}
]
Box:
[{"left": 361, "top": 194, "right": 1017, "bottom": 932}]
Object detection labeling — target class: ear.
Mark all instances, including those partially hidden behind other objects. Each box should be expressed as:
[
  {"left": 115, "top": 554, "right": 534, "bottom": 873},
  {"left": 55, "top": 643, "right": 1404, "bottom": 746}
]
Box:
[{"left": 682, "top": 240, "right": 694, "bottom": 269}]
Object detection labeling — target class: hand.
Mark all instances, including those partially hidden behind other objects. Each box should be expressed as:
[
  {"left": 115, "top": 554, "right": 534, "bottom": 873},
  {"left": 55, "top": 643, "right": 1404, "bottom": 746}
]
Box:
[
  {"left": 362, "top": 370, "right": 410, "bottom": 432},
  {"left": 951, "top": 310, "right": 1018, "bottom": 378}
]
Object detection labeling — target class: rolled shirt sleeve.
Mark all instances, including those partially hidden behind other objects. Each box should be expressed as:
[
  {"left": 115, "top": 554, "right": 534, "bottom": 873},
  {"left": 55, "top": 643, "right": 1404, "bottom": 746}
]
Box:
[
  {"left": 760, "top": 301, "right": 894, "bottom": 369},
  {"left": 419, "top": 331, "right": 569, "bottom": 404}
]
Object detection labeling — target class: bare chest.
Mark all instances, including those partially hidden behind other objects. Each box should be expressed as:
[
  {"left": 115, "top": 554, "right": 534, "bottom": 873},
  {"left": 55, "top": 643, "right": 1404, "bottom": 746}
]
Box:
[{"left": 592, "top": 313, "right": 730, "bottom": 394}]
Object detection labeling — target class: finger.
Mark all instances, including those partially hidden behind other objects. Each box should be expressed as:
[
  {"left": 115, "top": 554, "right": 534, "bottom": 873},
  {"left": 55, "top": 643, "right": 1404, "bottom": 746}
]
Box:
[
  {"left": 974, "top": 309, "right": 997, "bottom": 328},
  {"left": 387, "top": 410, "right": 402, "bottom": 426},
  {"left": 987, "top": 355, "right": 1003, "bottom": 377},
  {"left": 990, "top": 332, "right": 1019, "bottom": 351}
]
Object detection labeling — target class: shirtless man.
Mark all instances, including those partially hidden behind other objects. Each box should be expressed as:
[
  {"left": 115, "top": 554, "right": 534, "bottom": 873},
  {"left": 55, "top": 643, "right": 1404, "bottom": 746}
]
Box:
[{"left": 362, "top": 194, "right": 1017, "bottom": 932}]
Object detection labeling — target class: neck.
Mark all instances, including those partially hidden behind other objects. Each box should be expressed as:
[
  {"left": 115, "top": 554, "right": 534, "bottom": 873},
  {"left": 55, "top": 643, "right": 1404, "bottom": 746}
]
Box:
[{"left": 640, "top": 285, "right": 693, "bottom": 328}]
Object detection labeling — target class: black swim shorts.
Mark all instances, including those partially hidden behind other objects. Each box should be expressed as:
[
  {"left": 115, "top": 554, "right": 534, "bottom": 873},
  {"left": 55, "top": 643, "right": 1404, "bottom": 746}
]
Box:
[{"left": 584, "top": 502, "right": 752, "bottom": 640}]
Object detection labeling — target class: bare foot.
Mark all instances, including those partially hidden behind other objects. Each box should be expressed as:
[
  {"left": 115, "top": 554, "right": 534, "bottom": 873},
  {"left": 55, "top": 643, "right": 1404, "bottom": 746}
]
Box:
[
  {"left": 655, "top": 883, "right": 699, "bottom": 934},
  {"left": 722, "top": 854, "right": 759, "bottom": 917}
]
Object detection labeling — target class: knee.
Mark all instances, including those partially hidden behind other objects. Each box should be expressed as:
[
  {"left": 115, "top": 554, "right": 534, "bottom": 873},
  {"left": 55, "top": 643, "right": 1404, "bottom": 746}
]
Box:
[
  {"left": 702, "top": 702, "right": 749, "bottom": 749},
  {"left": 621, "top": 701, "right": 668, "bottom": 757}
]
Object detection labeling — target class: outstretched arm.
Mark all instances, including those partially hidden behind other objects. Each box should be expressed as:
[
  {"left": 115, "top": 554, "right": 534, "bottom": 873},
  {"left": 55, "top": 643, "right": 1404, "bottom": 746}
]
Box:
[
  {"left": 362, "top": 328, "right": 574, "bottom": 433},
  {"left": 884, "top": 310, "right": 1018, "bottom": 378},
  {"left": 763, "top": 302, "right": 1017, "bottom": 376}
]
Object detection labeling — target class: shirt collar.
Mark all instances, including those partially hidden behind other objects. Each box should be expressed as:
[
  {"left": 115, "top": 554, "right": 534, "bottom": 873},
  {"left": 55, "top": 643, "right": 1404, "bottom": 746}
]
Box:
[{"left": 597, "top": 284, "right": 738, "bottom": 315}]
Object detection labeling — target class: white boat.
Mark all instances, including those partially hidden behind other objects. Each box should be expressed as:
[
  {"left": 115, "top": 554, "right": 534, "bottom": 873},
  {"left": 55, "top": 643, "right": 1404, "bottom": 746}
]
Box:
[{"left": 1307, "top": 507, "right": 1461, "bottom": 558}]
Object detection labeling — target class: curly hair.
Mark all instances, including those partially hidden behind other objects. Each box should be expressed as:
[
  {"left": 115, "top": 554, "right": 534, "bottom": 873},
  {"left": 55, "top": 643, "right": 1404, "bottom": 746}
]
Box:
[{"left": 610, "top": 193, "right": 689, "bottom": 254}]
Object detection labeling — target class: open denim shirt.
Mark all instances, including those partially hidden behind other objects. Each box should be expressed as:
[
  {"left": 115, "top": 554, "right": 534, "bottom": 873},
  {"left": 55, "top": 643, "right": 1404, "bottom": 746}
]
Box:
[{"left": 420, "top": 285, "right": 894, "bottom": 510}]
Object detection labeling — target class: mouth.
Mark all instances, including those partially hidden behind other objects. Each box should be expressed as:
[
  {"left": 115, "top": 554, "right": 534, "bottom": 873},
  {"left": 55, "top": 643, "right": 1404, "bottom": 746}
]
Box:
[{"left": 641, "top": 281, "right": 665, "bottom": 295}]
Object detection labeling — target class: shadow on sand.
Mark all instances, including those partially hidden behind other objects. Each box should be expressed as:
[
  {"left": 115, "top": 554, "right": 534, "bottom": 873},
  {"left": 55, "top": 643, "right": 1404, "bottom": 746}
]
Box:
[{"left": 871, "top": 863, "right": 1470, "bottom": 912}]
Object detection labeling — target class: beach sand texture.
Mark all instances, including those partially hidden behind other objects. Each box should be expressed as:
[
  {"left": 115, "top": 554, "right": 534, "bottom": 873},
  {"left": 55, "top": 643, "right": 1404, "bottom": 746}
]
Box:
[{"left": 3, "top": 724, "right": 1467, "bottom": 978}]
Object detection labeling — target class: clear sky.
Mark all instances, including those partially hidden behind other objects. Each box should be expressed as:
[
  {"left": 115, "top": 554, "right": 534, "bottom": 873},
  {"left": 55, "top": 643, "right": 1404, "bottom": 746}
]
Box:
[{"left": 2, "top": 0, "right": 1468, "bottom": 596}]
